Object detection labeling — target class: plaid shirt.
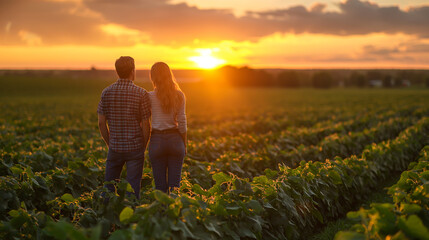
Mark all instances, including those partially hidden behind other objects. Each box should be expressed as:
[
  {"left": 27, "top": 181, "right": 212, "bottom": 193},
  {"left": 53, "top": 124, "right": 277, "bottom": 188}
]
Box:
[{"left": 97, "top": 79, "right": 151, "bottom": 152}]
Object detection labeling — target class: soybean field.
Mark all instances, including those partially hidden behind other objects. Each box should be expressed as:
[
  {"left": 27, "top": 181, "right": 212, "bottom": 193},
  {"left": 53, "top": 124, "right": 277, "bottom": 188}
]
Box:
[{"left": 1, "top": 76, "right": 429, "bottom": 240}]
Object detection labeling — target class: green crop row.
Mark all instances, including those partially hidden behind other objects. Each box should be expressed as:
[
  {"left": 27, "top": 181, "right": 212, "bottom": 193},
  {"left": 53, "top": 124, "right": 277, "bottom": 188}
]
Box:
[
  {"left": 187, "top": 103, "right": 380, "bottom": 140},
  {"left": 187, "top": 106, "right": 422, "bottom": 162},
  {"left": 1, "top": 117, "right": 427, "bottom": 240},
  {"left": 185, "top": 114, "right": 418, "bottom": 188},
  {"left": 0, "top": 113, "right": 419, "bottom": 218},
  {"left": 334, "top": 145, "right": 429, "bottom": 240}
]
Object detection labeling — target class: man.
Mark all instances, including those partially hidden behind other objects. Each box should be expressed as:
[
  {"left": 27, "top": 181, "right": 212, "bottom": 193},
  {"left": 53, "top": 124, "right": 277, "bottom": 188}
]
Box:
[{"left": 97, "top": 56, "right": 151, "bottom": 199}]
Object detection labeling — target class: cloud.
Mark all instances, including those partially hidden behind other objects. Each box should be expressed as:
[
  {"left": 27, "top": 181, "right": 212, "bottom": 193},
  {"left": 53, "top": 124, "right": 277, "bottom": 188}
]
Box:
[
  {"left": 84, "top": 0, "right": 429, "bottom": 44},
  {"left": 363, "top": 42, "right": 429, "bottom": 56},
  {"left": 1, "top": 0, "right": 429, "bottom": 46},
  {"left": 0, "top": 0, "right": 143, "bottom": 46},
  {"left": 362, "top": 45, "right": 399, "bottom": 57},
  {"left": 18, "top": 30, "right": 43, "bottom": 45},
  {"left": 251, "top": 0, "right": 429, "bottom": 37},
  {"left": 83, "top": 0, "right": 277, "bottom": 45},
  {"left": 401, "top": 43, "right": 429, "bottom": 53}
]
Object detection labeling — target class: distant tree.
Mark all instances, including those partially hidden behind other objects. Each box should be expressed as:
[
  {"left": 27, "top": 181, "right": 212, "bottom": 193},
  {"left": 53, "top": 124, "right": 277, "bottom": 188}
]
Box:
[
  {"left": 393, "top": 76, "right": 403, "bottom": 88},
  {"left": 425, "top": 77, "right": 429, "bottom": 88},
  {"left": 216, "top": 65, "right": 239, "bottom": 85},
  {"left": 312, "top": 71, "right": 333, "bottom": 89},
  {"left": 412, "top": 72, "right": 425, "bottom": 85},
  {"left": 349, "top": 72, "right": 367, "bottom": 87},
  {"left": 367, "top": 70, "right": 383, "bottom": 81},
  {"left": 277, "top": 70, "right": 300, "bottom": 88},
  {"left": 382, "top": 75, "right": 392, "bottom": 88},
  {"left": 397, "top": 70, "right": 419, "bottom": 84},
  {"left": 216, "top": 65, "right": 275, "bottom": 87}
]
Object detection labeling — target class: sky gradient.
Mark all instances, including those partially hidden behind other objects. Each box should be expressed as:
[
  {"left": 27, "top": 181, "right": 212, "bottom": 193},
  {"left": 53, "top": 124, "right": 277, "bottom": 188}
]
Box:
[{"left": 1, "top": 0, "right": 429, "bottom": 69}]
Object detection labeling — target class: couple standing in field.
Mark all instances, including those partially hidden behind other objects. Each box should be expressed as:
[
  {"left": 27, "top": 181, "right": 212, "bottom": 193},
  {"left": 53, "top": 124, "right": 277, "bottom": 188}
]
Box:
[{"left": 97, "top": 56, "right": 187, "bottom": 199}]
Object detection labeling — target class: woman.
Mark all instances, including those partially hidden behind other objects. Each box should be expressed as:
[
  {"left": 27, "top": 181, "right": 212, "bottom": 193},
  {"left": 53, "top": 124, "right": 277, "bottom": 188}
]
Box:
[{"left": 148, "top": 62, "right": 187, "bottom": 193}]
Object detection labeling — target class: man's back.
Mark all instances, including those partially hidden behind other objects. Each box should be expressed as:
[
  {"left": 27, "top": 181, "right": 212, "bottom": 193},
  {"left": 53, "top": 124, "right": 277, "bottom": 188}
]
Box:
[{"left": 97, "top": 79, "right": 151, "bottom": 152}]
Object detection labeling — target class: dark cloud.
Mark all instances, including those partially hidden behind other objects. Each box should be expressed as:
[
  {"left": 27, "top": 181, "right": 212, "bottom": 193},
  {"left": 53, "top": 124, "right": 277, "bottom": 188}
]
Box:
[
  {"left": 350, "top": 42, "right": 429, "bottom": 62},
  {"left": 0, "top": 0, "right": 105, "bottom": 45},
  {"left": 251, "top": 0, "right": 429, "bottom": 37},
  {"left": 85, "top": 0, "right": 429, "bottom": 44},
  {"left": 83, "top": 0, "right": 277, "bottom": 44},
  {"left": 362, "top": 45, "right": 400, "bottom": 56},
  {"left": 363, "top": 42, "right": 429, "bottom": 57},
  {"left": 402, "top": 43, "right": 429, "bottom": 53},
  {"left": 0, "top": 0, "right": 144, "bottom": 46},
  {"left": 1, "top": 0, "right": 429, "bottom": 46}
]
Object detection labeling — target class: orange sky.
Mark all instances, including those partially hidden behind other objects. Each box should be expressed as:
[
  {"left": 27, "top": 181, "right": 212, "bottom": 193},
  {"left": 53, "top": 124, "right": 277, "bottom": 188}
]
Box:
[{"left": 1, "top": 0, "right": 429, "bottom": 69}]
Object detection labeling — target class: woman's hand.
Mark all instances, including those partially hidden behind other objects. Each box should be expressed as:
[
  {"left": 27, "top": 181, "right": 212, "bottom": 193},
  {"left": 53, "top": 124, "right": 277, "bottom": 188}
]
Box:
[{"left": 180, "top": 131, "right": 187, "bottom": 155}]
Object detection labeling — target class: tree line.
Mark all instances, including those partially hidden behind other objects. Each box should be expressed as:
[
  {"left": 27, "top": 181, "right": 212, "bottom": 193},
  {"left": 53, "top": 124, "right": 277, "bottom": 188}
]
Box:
[{"left": 205, "top": 65, "right": 429, "bottom": 88}]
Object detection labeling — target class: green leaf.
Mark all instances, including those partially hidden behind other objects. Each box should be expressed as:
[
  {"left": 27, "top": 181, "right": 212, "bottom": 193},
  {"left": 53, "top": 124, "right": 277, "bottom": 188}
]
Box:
[
  {"left": 212, "top": 172, "right": 231, "bottom": 185},
  {"left": 119, "top": 207, "right": 133, "bottom": 223},
  {"left": 175, "top": 220, "right": 196, "bottom": 238},
  {"left": 10, "top": 166, "right": 23, "bottom": 175},
  {"left": 61, "top": 193, "right": 75, "bottom": 203},
  {"left": 20, "top": 201, "right": 26, "bottom": 210},
  {"left": 247, "top": 200, "right": 263, "bottom": 214},
  {"left": 8, "top": 210, "right": 19, "bottom": 217},
  {"left": 237, "top": 223, "right": 256, "bottom": 238},
  {"left": 44, "top": 221, "right": 89, "bottom": 240},
  {"left": 399, "top": 203, "right": 421, "bottom": 214},
  {"left": 334, "top": 231, "right": 365, "bottom": 240},
  {"left": 398, "top": 215, "right": 429, "bottom": 240},
  {"left": 192, "top": 184, "right": 208, "bottom": 196},
  {"left": 346, "top": 211, "right": 362, "bottom": 220},
  {"left": 390, "top": 231, "right": 407, "bottom": 240},
  {"left": 108, "top": 229, "right": 132, "bottom": 240},
  {"left": 311, "top": 209, "right": 324, "bottom": 223},
  {"left": 152, "top": 190, "right": 174, "bottom": 204},
  {"left": 233, "top": 179, "right": 253, "bottom": 195},
  {"left": 213, "top": 201, "right": 227, "bottom": 216},
  {"left": 329, "top": 170, "right": 342, "bottom": 185},
  {"left": 264, "top": 168, "right": 278, "bottom": 179},
  {"left": 24, "top": 166, "right": 34, "bottom": 179},
  {"left": 373, "top": 203, "right": 396, "bottom": 234},
  {"left": 90, "top": 224, "right": 102, "bottom": 240},
  {"left": 253, "top": 175, "right": 269, "bottom": 185},
  {"left": 204, "top": 221, "right": 222, "bottom": 237},
  {"left": 126, "top": 183, "right": 134, "bottom": 193}
]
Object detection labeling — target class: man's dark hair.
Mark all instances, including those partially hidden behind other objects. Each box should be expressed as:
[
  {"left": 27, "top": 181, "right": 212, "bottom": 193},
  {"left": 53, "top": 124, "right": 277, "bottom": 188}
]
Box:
[{"left": 115, "top": 56, "right": 135, "bottom": 79}]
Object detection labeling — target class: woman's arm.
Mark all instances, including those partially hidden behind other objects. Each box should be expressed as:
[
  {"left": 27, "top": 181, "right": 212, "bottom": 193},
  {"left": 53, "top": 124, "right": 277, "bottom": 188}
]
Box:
[
  {"left": 180, "top": 131, "right": 187, "bottom": 154},
  {"left": 177, "top": 92, "right": 187, "bottom": 154}
]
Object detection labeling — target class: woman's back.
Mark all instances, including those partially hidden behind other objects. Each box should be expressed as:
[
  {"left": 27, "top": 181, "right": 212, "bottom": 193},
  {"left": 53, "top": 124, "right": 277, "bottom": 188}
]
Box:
[{"left": 149, "top": 90, "right": 187, "bottom": 133}]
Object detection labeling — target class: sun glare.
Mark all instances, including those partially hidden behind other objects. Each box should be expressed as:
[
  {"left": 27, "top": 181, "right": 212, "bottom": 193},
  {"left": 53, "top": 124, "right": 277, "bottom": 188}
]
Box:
[{"left": 189, "top": 49, "right": 225, "bottom": 69}]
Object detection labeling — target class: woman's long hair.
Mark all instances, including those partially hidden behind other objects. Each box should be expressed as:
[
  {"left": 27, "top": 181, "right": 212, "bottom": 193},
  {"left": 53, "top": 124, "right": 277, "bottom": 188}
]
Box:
[{"left": 150, "top": 62, "right": 184, "bottom": 113}]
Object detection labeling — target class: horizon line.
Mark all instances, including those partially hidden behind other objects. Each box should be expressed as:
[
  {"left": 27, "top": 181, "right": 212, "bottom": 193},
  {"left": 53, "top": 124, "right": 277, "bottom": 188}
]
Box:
[{"left": 2, "top": 67, "right": 429, "bottom": 71}]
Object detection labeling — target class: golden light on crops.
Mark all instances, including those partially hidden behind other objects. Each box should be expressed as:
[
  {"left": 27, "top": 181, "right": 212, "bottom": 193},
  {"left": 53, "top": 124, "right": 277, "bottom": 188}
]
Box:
[{"left": 189, "top": 49, "right": 226, "bottom": 69}]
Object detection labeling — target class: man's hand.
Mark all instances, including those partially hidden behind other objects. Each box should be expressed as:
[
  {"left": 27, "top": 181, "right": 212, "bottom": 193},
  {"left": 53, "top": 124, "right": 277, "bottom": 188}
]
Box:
[
  {"left": 141, "top": 119, "right": 151, "bottom": 150},
  {"left": 98, "top": 114, "right": 110, "bottom": 148}
]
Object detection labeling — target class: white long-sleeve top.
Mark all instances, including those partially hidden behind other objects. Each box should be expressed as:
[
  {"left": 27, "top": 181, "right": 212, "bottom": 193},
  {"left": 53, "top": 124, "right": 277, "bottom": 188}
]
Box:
[{"left": 148, "top": 91, "right": 187, "bottom": 133}]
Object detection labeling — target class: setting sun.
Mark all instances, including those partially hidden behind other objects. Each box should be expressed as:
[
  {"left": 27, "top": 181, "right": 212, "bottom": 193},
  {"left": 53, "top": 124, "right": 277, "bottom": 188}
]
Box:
[{"left": 189, "top": 49, "right": 226, "bottom": 69}]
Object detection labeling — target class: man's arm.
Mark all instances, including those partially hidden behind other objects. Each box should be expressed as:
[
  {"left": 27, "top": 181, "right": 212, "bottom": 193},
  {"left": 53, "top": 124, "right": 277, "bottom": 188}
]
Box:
[
  {"left": 98, "top": 114, "right": 110, "bottom": 147},
  {"left": 140, "top": 91, "right": 152, "bottom": 150},
  {"left": 141, "top": 119, "right": 151, "bottom": 150}
]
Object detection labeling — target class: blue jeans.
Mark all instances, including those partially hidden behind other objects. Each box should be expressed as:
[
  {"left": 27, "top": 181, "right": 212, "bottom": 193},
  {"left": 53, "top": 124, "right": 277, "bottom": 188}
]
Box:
[
  {"left": 149, "top": 132, "right": 185, "bottom": 193},
  {"left": 104, "top": 148, "right": 145, "bottom": 199}
]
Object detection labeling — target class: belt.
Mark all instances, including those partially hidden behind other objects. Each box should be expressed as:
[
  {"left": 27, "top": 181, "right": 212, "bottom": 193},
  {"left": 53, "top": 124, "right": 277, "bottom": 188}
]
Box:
[{"left": 151, "top": 128, "right": 179, "bottom": 134}]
